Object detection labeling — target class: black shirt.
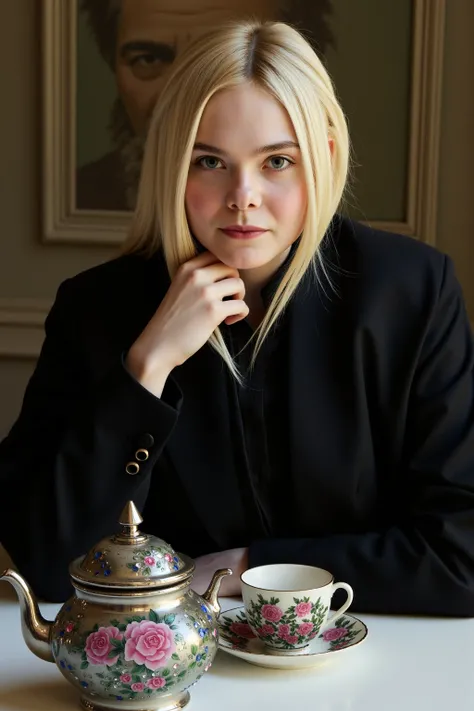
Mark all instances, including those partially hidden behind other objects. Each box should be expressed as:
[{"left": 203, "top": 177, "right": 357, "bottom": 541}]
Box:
[{"left": 222, "top": 253, "right": 294, "bottom": 540}]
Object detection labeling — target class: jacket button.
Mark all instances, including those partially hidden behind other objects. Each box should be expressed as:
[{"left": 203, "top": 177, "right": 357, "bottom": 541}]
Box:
[
  {"left": 125, "top": 461, "right": 140, "bottom": 476},
  {"left": 135, "top": 448, "right": 149, "bottom": 462},
  {"left": 138, "top": 434, "right": 154, "bottom": 449}
]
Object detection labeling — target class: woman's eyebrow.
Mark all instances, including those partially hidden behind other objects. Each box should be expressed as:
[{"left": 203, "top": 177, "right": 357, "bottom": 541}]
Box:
[{"left": 193, "top": 140, "right": 300, "bottom": 156}]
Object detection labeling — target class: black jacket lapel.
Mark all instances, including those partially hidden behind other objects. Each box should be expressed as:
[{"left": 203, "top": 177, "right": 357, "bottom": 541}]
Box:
[{"left": 287, "top": 231, "right": 376, "bottom": 535}]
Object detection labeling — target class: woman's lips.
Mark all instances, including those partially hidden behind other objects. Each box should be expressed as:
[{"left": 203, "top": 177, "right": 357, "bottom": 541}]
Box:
[{"left": 219, "top": 228, "right": 268, "bottom": 239}]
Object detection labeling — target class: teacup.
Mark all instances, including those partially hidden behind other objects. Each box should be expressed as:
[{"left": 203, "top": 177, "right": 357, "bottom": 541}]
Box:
[{"left": 240, "top": 564, "right": 353, "bottom": 655}]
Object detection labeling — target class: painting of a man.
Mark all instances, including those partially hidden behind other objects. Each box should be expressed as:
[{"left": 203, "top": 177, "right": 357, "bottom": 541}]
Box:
[{"left": 77, "top": 0, "right": 334, "bottom": 212}]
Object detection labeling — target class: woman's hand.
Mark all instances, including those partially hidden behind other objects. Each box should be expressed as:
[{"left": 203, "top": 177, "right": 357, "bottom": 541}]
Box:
[
  {"left": 190, "top": 547, "right": 249, "bottom": 597},
  {"left": 126, "top": 251, "right": 248, "bottom": 396}
]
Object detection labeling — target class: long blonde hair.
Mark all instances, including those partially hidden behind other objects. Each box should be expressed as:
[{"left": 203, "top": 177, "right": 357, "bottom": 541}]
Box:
[{"left": 123, "top": 19, "right": 350, "bottom": 378}]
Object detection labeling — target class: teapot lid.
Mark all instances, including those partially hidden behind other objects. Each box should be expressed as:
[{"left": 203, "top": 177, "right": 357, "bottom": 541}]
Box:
[{"left": 69, "top": 501, "right": 195, "bottom": 590}]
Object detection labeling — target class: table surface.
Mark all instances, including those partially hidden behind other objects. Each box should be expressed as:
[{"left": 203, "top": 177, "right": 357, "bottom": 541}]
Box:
[{"left": 0, "top": 583, "right": 470, "bottom": 711}]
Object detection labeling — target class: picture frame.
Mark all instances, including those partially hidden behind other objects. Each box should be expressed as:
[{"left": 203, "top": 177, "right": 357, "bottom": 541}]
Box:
[{"left": 41, "top": 0, "right": 446, "bottom": 246}]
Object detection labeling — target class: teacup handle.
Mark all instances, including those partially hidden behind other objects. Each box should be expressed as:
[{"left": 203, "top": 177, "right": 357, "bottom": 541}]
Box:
[{"left": 327, "top": 582, "right": 353, "bottom": 625}]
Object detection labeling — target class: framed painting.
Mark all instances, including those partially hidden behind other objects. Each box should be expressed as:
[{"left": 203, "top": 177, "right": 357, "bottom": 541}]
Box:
[{"left": 41, "top": 0, "right": 445, "bottom": 246}]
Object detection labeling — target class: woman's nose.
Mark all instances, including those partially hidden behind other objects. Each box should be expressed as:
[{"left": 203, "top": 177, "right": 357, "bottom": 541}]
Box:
[{"left": 226, "top": 172, "right": 262, "bottom": 211}]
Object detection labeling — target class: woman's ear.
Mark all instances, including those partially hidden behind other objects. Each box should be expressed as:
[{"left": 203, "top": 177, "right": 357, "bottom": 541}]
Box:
[{"left": 328, "top": 137, "right": 335, "bottom": 155}]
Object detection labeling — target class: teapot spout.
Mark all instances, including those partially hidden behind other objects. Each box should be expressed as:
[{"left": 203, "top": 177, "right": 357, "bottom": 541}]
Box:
[
  {"left": 202, "top": 568, "right": 232, "bottom": 614},
  {"left": 1, "top": 569, "right": 54, "bottom": 662}
]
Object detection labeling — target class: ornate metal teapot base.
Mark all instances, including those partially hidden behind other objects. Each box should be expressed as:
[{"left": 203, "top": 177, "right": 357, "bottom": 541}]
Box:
[{"left": 81, "top": 689, "right": 190, "bottom": 711}]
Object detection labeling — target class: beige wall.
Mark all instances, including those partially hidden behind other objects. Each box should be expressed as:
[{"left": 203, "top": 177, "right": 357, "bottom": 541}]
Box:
[
  {"left": 0, "top": 2, "right": 115, "bottom": 436},
  {"left": 0, "top": 0, "right": 473, "bottom": 438}
]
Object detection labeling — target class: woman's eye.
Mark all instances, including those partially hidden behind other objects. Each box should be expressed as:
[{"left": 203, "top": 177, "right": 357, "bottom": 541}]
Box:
[
  {"left": 266, "top": 156, "right": 292, "bottom": 171},
  {"left": 197, "top": 156, "right": 224, "bottom": 170}
]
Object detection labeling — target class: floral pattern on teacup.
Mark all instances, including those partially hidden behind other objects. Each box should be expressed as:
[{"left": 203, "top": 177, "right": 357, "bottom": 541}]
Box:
[
  {"left": 219, "top": 610, "right": 254, "bottom": 649},
  {"left": 320, "top": 618, "right": 360, "bottom": 650},
  {"left": 243, "top": 594, "right": 328, "bottom": 650},
  {"left": 219, "top": 609, "right": 361, "bottom": 654}
]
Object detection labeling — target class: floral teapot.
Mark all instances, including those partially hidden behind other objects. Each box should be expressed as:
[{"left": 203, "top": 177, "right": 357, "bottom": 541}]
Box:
[{"left": 1, "top": 501, "right": 231, "bottom": 711}]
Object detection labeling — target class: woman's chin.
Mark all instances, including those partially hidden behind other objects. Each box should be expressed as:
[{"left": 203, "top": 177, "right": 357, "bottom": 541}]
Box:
[{"left": 214, "top": 249, "right": 272, "bottom": 272}]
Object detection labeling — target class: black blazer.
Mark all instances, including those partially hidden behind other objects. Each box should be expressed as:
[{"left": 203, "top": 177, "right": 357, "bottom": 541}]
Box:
[{"left": 2, "top": 217, "right": 474, "bottom": 614}]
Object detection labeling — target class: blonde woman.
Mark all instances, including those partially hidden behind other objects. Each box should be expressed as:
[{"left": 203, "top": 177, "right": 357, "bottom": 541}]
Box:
[{"left": 2, "top": 20, "right": 474, "bottom": 614}]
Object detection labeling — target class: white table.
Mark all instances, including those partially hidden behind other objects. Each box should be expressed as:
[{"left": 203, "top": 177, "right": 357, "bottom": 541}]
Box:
[{"left": 0, "top": 581, "right": 471, "bottom": 711}]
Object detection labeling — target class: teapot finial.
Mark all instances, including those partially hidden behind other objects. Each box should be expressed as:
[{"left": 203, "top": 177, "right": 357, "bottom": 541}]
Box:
[
  {"left": 119, "top": 500, "right": 143, "bottom": 531},
  {"left": 114, "top": 501, "right": 147, "bottom": 544}
]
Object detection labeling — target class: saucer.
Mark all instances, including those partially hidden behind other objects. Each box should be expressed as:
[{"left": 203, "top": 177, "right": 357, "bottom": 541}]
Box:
[{"left": 218, "top": 606, "right": 368, "bottom": 670}]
